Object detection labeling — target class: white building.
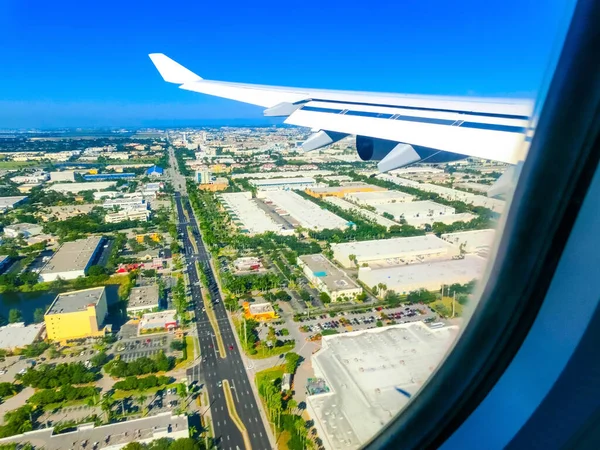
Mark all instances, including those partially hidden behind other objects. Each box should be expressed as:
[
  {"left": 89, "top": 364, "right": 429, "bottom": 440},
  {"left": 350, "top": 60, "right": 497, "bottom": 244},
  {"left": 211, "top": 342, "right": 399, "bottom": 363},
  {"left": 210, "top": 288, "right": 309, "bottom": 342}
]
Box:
[
  {"left": 307, "top": 323, "right": 458, "bottom": 450},
  {"left": 10, "top": 172, "right": 49, "bottom": 185},
  {"left": 332, "top": 235, "right": 460, "bottom": 268},
  {"left": 50, "top": 171, "right": 76, "bottom": 183},
  {"left": 138, "top": 310, "right": 178, "bottom": 335},
  {"left": 441, "top": 229, "right": 496, "bottom": 255},
  {"left": 0, "top": 323, "right": 45, "bottom": 351},
  {"left": 105, "top": 207, "right": 150, "bottom": 223},
  {"left": 260, "top": 191, "right": 348, "bottom": 231},
  {"left": 38, "top": 236, "right": 104, "bottom": 282},
  {"left": 219, "top": 192, "right": 290, "bottom": 235},
  {"left": 0, "top": 196, "right": 27, "bottom": 212},
  {"left": 373, "top": 200, "right": 454, "bottom": 221},
  {"left": 345, "top": 190, "right": 414, "bottom": 206},
  {"left": 249, "top": 177, "right": 316, "bottom": 191},
  {"left": 323, "top": 197, "right": 398, "bottom": 229},
  {"left": 49, "top": 181, "right": 116, "bottom": 194},
  {"left": 358, "top": 255, "right": 486, "bottom": 294},
  {"left": 231, "top": 170, "right": 332, "bottom": 179},
  {"left": 298, "top": 254, "right": 362, "bottom": 302},
  {"left": 102, "top": 196, "right": 146, "bottom": 210},
  {"left": 3, "top": 223, "right": 43, "bottom": 239}
]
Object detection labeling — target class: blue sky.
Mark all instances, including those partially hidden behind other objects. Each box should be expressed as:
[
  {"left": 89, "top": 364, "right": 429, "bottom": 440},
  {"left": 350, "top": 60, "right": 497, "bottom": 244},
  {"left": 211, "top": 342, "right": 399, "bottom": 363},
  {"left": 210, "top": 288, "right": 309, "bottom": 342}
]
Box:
[{"left": 0, "top": 0, "right": 574, "bottom": 128}]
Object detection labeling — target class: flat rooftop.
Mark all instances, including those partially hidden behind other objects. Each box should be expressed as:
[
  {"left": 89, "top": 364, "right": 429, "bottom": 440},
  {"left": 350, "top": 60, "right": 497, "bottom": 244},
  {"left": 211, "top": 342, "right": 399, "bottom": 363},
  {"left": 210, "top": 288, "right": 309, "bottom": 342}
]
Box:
[
  {"left": 345, "top": 190, "right": 414, "bottom": 204},
  {"left": 220, "top": 192, "right": 284, "bottom": 235},
  {"left": 39, "top": 236, "right": 103, "bottom": 276},
  {"left": 128, "top": 284, "right": 159, "bottom": 309},
  {"left": 262, "top": 191, "right": 348, "bottom": 231},
  {"left": 249, "top": 302, "right": 275, "bottom": 315},
  {"left": 332, "top": 235, "right": 458, "bottom": 265},
  {"left": 250, "top": 177, "right": 316, "bottom": 186},
  {"left": 0, "top": 323, "right": 44, "bottom": 349},
  {"left": 373, "top": 200, "right": 454, "bottom": 217},
  {"left": 299, "top": 254, "right": 360, "bottom": 292},
  {"left": 358, "top": 255, "right": 487, "bottom": 292},
  {"left": 441, "top": 229, "right": 497, "bottom": 252},
  {"left": 323, "top": 197, "right": 397, "bottom": 229},
  {"left": 49, "top": 181, "right": 116, "bottom": 193},
  {"left": 47, "top": 287, "right": 105, "bottom": 315},
  {"left": 0, "top": 196, "right": 26, "bottom": 209},
  {"left": 307, "top": 322, "right": 459, "bottom": 450},
  {"left": 307, "top": 182, "right": 385, "bottom": 195},
  {"left": 232, "top": 170, "right": 332, "bottom": 179}
]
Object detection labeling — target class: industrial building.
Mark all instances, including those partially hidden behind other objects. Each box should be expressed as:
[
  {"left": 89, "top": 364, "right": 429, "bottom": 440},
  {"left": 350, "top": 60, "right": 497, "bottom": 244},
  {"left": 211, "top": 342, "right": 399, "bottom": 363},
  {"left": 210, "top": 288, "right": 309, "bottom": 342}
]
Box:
[
  {"left": 249, "top": 177, "right": 316, "bottom": 191},
  {"left": 345, "top": 190, "right": 414, "bottom": 206},
  {"left": 0, "top": 196, "right": 27, "bottom": 212},
  {"left": 10, "top": 172, "right": 48, "bottom": 184},
  {"left": 44, "top": 287, "right": 109, "bottom": 343},
  {"left": 102, "top": 196, "right": 146, "bottom": 210},
  {"left": 306, "top": 322, "right": 458, "bottom": 450},
  {"left": 243, "top": 302, "right": 277, "bottom": 321},
  {"left": 373, "top": 200, "right": 455, "bottom": 222},
  {"left": 304, "top": 182, "right": 385, "bottom": 199},
  {"left": 49, "top": 171, "right": 75, "bottom": 182},
  {"left": 298, "top": 254, "right": 362, "bottom": 302},
  {"left": 83, "top": 173, "right": 135, "bottom": 181},
  {"left": 38, "top": 236, "right": 104, "bottom": 282},
  {"left": 323, "top": 197, "right": 398, "bottom": 229},
  {"left": 0, "top": 255, "right": 11, "bottom": 274},
  {"left": 441, "top": 229, "right": 496, "bottom": 255},
  {"left": 407, "top": 212, "right": 477, "bottom": 228},
  {"left": 49, "top": 181, "right": 116, "bottom": 193},
  {"left": 3, "top": 223, "right": 43, "bottom": 239},
  {"left": 231, "top": 170, "right": 332, "bottom": 179},
  {"left": 332, "top": 235, "right": 460, "bottom": 268},
  {"left": 0, "top": 323, "right": 45, "bottom": 351},
  {"left": 261, "top": 191, "right": 348, "bottom": 231},
  {"left": 138, "top": 310, "right": 178, "bottom": 334},
  {"left": 127, "top": 284, "right": 160, "bottom": 316},
  {"left": 219, "top": 192, "right": 288, "bottom": 235},
  {"left": 358, "top": 255, "right": 486, "bottom": 294}
]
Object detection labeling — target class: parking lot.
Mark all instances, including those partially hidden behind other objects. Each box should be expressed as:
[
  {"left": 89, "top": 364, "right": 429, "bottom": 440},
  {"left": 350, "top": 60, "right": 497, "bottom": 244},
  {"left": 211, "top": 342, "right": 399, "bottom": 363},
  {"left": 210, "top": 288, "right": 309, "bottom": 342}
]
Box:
[
  {"left": 114, "top": 335, "right": 171, "bottom": 362},
  {"left": 294, "top": 304, "right": 437, "bottom": 337}
]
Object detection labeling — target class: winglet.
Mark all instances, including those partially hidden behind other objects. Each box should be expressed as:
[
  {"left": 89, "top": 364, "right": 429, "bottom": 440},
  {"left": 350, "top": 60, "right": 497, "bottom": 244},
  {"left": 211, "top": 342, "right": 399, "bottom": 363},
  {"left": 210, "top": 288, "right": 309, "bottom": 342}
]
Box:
[{"left": 148, "top": 53, "right": 202, "bottom": 84}]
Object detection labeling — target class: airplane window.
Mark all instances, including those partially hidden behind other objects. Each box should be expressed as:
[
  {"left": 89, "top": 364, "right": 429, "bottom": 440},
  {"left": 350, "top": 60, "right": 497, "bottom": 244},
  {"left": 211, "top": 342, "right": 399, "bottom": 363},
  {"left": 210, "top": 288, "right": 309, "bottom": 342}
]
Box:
[{"left": 0, "top": 1, "right": 581, "bottom": 450}]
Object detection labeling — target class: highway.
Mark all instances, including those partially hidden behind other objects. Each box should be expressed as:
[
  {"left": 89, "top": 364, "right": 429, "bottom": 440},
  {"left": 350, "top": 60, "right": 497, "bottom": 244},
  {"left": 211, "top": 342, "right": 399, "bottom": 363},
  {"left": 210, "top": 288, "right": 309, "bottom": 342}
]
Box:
[{"left": 174, "top": 192, "right": 271, "bottom": 450}]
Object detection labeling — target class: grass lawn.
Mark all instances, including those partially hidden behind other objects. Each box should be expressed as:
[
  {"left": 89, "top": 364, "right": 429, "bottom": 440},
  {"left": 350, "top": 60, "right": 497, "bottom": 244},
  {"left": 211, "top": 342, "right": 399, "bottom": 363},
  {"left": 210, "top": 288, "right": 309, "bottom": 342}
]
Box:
[
  {"left": 430, "top": 296, "right": 463, "bottom": 318},
  {"left": 0, "top": 161, "right": 39, "bottom": 169},
  {"left": 174, "top": 336, "right": 198, "bottom": 369}
]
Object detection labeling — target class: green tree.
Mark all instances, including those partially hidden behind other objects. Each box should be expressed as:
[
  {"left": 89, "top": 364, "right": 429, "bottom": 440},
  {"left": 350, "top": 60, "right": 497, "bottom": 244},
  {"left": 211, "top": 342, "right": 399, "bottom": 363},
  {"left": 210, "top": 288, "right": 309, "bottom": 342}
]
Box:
[
  {"left": 8, "top": 309, "right": 22, "bottom": 324},
  {"left": 87, "top": 265, "right": 106, "bottom": 277},
  {"left": 285, "top": 352, "right": 301, "bottom": 374},
  {"left": 33, "top": 308, "right": 46, "bottom": 323},
  {"left": 122, "top": 443, "right": 145, "bottom": 450},
  {"left": 318, "top": 292, "right": 331, "bottom": 304}
]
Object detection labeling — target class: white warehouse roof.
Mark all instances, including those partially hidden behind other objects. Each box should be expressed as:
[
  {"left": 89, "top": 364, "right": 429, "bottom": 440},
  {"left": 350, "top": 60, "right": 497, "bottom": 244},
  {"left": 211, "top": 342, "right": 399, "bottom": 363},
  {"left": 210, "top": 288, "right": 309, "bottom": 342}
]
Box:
[
  {"left": 345, "top": 190, "right": 414, "bottom": 205},
  {"left": 441, "top": 229, "right": 497, "bottom": 254},
  {"left": 219, "top": 192, "right": 285, "bottom": 235},
  {"left": 358, "top": 255, "right": 486, "bottom": 294},
  {"left": 323, "top": 197, "right": 398, "bottom": 229},
  {"left": 373, "top": 200, "right": 455, "bottom": 219}
]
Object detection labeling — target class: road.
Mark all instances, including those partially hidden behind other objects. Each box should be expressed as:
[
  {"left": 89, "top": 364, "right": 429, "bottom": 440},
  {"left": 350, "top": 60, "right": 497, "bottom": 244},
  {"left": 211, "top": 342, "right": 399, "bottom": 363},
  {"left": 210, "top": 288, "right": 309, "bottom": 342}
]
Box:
[{"left": 174, "top": 192, "right": 271, "bottom": 450}]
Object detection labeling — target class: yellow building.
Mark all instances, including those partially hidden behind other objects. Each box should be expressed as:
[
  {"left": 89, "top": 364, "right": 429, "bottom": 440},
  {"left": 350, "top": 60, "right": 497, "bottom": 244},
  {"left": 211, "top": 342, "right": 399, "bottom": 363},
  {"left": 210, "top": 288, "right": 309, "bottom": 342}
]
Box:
[
  {"left": 199, "top": 177, "right": 229, "bottom": 192},
  {"left": 243, "top": 301, "right": 277, "bottom": 321},
  {"left": 88, "top": 168, "right": 99, "bottom": 174},
  {"left": 210, "top": 164, "right": 231, "bottom": 174},
  {"left": 44, "top": 287, "right": 109, "bottom": 344},
  {"left": 304, "top": 182, "right": 386, "bottom": 199}
]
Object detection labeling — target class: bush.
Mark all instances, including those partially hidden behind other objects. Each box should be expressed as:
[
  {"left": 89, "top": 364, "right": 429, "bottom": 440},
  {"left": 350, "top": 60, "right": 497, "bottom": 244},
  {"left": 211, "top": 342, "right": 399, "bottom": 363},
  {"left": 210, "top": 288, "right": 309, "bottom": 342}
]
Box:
[
  {"left": 28, "top": 385, "right": 98, "bottom": 407},
  {"left": 17, "top": 362, "right": 96, "bottom": 389},
  {"left": 104, "top": 351, "right": 175, "bottom": 378},
  {"left": 113, "top": 375, "right": 171, "bottom": 391}
]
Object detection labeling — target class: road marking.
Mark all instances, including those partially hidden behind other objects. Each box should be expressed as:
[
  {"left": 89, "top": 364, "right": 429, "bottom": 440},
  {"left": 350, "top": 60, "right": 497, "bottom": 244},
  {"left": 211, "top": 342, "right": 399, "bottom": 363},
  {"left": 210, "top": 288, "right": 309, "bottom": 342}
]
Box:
[{"left": 222, "top": 380, "right": 251, "bottom": 450}]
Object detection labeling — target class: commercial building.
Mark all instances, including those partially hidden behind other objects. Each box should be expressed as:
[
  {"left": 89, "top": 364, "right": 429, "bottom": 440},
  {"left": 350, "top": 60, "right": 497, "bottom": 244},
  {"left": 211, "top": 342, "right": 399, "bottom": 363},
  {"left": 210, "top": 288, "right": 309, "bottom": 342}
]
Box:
[
  {"left": 195, "top": 168, "right": 212, "bottom": 184},
  {"left": 138, "top": 310, "right": 178, "bottom": 334},
  {"left": 323, "top": 197, "right": 398, "bottom": 229},
  {"left": 243, "top": 302, "right": 277, "bottom": 321},
  {"left": 146, "top": 165, "right": 164, "bottom": 177},
  {"left": 50, "top": 171, "right": 76, "bottom": 182},
  {"left": 250, "top": 177, "right": 316, "bottom": 191},
  {"left": 83, "top": 173, "right": 135, "bottom": 181},
  {"left": 232, "top": 170, "right": 332, "bottom": 179},
  {"left": 441, "top": 229, "right": 497, "bottom": 255},
  {"left": 233, "top": 256, "right": 262, "bottom": 272},
  {"left": 3, "top": 223, "right": 43, "bottom": 239},
  {"left": 10, "top": 172, "right": 48, "bottom": 184},
  {"left": 358, "top": 255, "right": 486, "bottom": 294},
  {"left": 44, "top": 287, "right": 109, "bottom": 343},
  {"left": 305, "top": 182, "right": 385, "bottom": 199},
  {"left": 298, "top": 254, "right": 362, "bottom": 302},
  {"left": 16, "top": 183, "right": 40, "bottom": 193},
  {"left": 345, "top": 190, "right": 414, "bottom": 206},
  {"left": 0, "top": 323, "right": 45, "bottom": 351},
  {"left": 49, "top": 181, "right": 116, "bottom": 194},
  {"left": 0, "top": 412, "right": 188, "bottom": 450},
  {"left": 332, "top": 235, "right": 460, "bottom": 268},
  {"left": 127, "top": 284, "right": 160, "bottom": 316},
  {"left": 261, "top": 191, "right": 348, "bottom": 231},
  {"left": 0, "top": 196, "right": 27, "bottom": 212},
  {"left": 38, "top": 204, "right": 96, "bottom": 222},
  {"left": 372, "top": 200, "right": 454, "bottom": 221},
  {"left": 105, "top": 208, "right": 150, "bottom": 223},
  {"left": 38, "top": 236, "right": 104, "bottom": 282},
  {"left": 102, "top": 196, "right": 146, "bottom": 210},
  {"left": 306, "top": 322, "right": 458, "bottom": 450},
  {"left": 219, "top": 192, "right": 287, "bottom": 235}
]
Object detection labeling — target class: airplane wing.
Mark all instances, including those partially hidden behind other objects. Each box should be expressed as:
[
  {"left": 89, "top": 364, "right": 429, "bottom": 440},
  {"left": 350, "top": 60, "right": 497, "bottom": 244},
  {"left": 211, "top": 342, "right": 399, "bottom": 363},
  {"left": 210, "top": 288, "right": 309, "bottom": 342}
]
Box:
[{"left": 149, "top": 53, "right": 534, "bottom": 172}]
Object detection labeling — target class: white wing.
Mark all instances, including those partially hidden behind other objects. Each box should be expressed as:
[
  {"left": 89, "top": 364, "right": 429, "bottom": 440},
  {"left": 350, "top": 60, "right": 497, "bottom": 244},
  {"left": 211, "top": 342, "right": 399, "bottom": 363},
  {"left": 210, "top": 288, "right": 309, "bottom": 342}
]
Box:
[{"left": 149, "top": 53, "right": 534, "bottom": 171}]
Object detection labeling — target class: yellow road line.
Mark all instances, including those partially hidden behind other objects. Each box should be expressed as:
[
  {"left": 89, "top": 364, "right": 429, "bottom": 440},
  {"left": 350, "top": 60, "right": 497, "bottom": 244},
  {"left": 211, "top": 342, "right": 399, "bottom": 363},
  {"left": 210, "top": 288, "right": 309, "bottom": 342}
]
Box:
[
  {"left": 197, "top": 262, "right": 227, "bottom": 359},
  {"left": 222, "top": 379, "right": 251, "bottom": 450},
  {"left": 187, "top": 227, "right": 199, "bottom": 254}
]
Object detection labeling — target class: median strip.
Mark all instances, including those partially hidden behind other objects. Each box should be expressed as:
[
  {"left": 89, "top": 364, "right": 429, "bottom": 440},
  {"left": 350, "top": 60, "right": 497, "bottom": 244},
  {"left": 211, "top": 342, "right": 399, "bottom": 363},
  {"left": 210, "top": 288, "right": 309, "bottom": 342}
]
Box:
[
  {"left": 187, "top": 226, "right": 199, "bottom": 254},
  {"left": 222, "top": 379, "right": 251, "bottom": 450},
  {"left": 197, "top": 261, "right": 227, "bottom": 359}
]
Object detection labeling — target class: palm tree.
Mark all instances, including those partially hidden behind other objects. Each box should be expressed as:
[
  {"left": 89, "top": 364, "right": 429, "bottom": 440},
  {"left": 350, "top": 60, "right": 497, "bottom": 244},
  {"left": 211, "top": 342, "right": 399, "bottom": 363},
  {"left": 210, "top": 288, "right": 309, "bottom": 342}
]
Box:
[
  {"left": 287, "top": 398, "right": 298, "bottom": 415},
  {"left": 189, "top": 425, "right": 198, "bottom": 437},
  {"left": 100, "top": 393, "right": 115, "bottom": 422},
  {"left": 136, "top": 394, "right": 148, "bottom": 416}
]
